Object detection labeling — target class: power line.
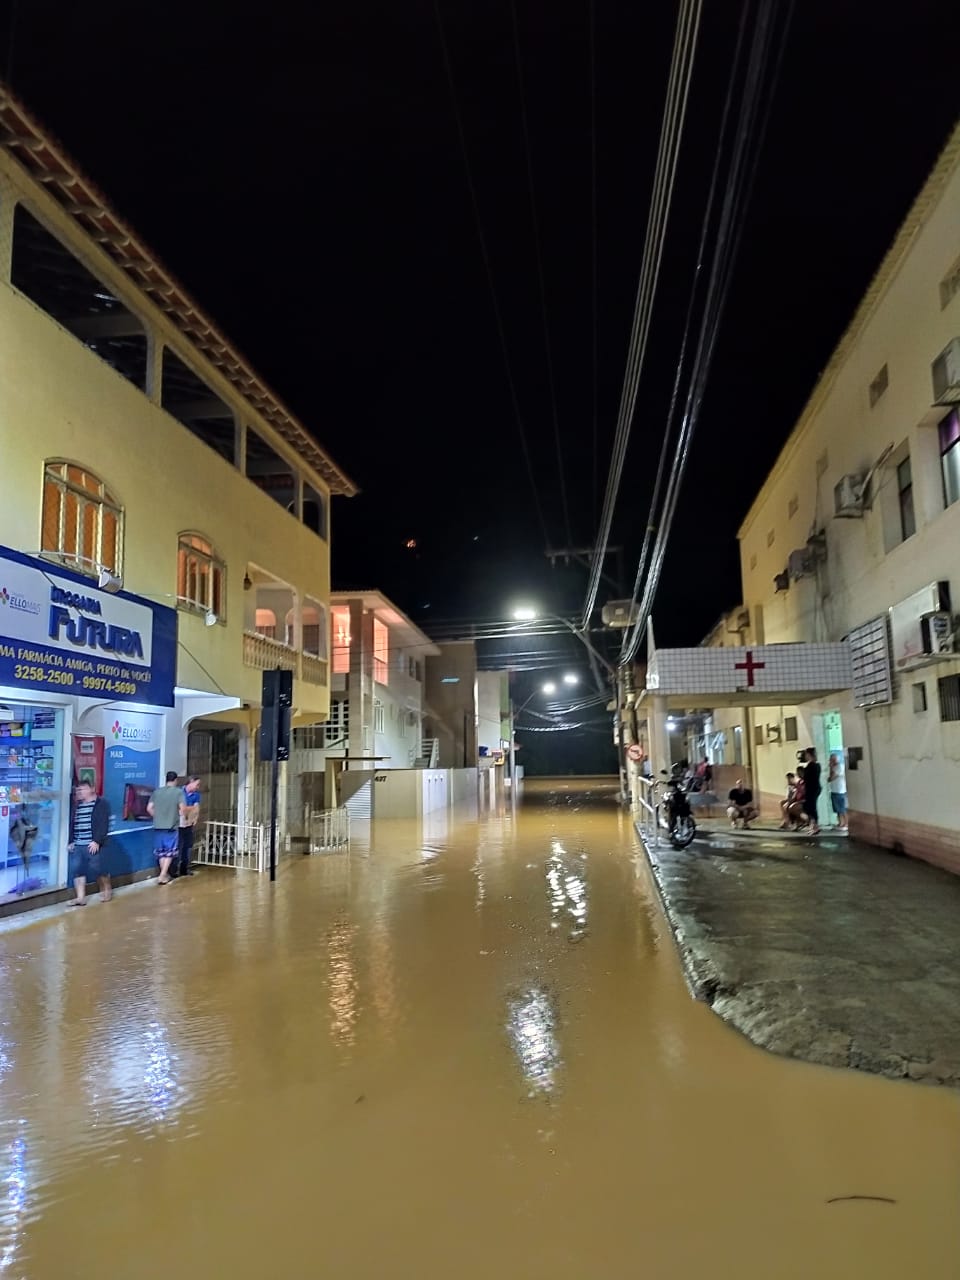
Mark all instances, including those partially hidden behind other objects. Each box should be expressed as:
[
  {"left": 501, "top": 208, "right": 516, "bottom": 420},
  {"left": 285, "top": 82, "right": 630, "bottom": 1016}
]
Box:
[
  {"left": 580, "top": 0, "right": 703, "bottom": 630},
  {"left": 432, "top": 0, "right": 553, "bottom": 551},
  {"left": 620, "top": 0, "right": 795, "bottom": 666},
  {"left": 589, "top": 0, "right": 599, "bottom": 536},
  {"left": 510, "top": 0, "right": 574, "bottom": 548}
]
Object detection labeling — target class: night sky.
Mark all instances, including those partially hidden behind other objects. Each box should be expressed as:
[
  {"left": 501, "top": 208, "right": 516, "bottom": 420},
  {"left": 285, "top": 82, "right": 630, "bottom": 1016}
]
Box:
[{"left": 5, "top": 2, "right": 958, "bottom": 769}]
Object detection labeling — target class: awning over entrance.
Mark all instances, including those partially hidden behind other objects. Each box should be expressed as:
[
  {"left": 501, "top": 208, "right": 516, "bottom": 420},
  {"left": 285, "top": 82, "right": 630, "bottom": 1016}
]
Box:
[{"left": 645, "top": 642, "right": 852, "bottom": 709}]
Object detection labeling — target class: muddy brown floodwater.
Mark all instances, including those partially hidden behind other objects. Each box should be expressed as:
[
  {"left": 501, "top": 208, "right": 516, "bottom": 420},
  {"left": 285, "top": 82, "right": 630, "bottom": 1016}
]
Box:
[{"left": 0, "top": 779, "right": 958, "bottom": 1279}]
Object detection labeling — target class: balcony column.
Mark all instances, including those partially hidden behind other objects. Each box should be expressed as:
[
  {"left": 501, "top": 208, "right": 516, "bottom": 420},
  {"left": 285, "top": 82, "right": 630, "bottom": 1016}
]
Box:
[
  {"left": 0, "top": 175, "right": 15, "bottom": 282},
  {"left": 346, "top": 599, "right": 372, "bottom": 764}
]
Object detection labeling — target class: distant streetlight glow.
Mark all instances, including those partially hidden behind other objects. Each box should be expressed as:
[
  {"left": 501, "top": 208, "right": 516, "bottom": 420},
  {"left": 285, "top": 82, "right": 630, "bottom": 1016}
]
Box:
[
  {"left": 513, "top": 607, "right": 537, "bottom": 621},
  {"left": 542, "top": 681, "right": 557, "bottom": 694},
  {"left": 562, "top": 673, "right": 579, "bottom": 686}
]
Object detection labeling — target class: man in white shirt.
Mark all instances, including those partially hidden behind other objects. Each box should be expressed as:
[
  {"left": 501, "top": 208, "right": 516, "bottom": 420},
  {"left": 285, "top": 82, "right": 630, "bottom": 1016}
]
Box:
[{"left": 828, "top": 753, "right": 848, "bottom": 829}]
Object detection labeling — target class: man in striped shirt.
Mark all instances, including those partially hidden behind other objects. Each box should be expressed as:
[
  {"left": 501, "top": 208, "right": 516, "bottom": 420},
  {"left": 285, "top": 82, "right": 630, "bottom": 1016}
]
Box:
[{"left": 68, "top": 782, "right": 112, "bottom": 906}]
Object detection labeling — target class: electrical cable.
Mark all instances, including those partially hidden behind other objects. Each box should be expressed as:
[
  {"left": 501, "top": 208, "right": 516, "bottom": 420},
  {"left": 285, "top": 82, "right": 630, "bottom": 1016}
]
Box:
[
  {"left": 580, "top": 0, "right": 703, "bottom": 630},
  {"left": 620, "top": 0, "right": 795, "bottom": 666},
  {"left": 618, "top": 0, "right": 754, "bottom": 665},
  {"left": 627, "top": 0, "right": 791, "bottom": 658},
  {"left": 510, "top": 0, "right": 574, "bottom": 548},
  {"left": 432, "top": 0, "right": 553, "bottom": 551},
  {"left": 589, "top": 0, "right": 599, "bottom": 536}
]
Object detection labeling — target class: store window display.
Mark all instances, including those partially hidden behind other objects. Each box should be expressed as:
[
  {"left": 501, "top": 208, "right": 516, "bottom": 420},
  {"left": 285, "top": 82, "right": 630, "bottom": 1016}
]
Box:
[{"left": 0, "top": 705, "right": 65, "bottom": 898}]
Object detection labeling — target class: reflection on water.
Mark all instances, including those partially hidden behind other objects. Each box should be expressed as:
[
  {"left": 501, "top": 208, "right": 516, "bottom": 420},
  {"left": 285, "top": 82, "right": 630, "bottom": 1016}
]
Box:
[
  {"left": 0, "top": 779, "right": 956, "bottom": 1279},
  {"left": 506, "top": 988, "right": 561, "bottom": 1095},
  {"left": 546, "top": 839, "right": 588, "bottom": 940},
  {"left": 0, "top": 1123, "right": 28, "bottom": 1274},
  {"left": 326, "top": 918, "right": 359, "bottom": 1051}
]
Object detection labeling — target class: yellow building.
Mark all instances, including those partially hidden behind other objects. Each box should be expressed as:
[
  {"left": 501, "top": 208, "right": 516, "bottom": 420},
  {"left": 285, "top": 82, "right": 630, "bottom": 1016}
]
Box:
[
  {"left": 0, "top": 86, "right": 355, "bottom": 904},
  {"left": 669, "top": 119, "right": 960, "bottom": 872}
]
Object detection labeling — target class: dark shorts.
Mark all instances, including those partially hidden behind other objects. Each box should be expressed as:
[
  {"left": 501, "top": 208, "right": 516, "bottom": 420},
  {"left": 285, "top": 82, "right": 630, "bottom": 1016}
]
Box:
[
  {"left": 830, "top": 791, "right": 848, "bottom": 815},
  {"left": 803, "top": 792, "right": 820, "bottom": 820},
  {"left": 155, "top": 829, "right": 179, "bottom": 858},
  {"left": 71, "top": 847, "right": 106, "bottom": 881}
]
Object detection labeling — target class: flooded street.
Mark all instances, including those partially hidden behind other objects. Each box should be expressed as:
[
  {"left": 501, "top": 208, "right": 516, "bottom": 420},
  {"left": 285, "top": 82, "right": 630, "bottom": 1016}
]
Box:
[{"left": 1, "top": 780, "right": 958, "bottom": 1279}]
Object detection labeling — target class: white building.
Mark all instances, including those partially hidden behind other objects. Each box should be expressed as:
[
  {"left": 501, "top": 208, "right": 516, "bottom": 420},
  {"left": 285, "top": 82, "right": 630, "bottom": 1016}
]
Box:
[
  {"left": 288, "top": 591, "right": 439, "bottom": 817},
  {"left": 639, "top": 118, "right": 960, "bottom": 875}
]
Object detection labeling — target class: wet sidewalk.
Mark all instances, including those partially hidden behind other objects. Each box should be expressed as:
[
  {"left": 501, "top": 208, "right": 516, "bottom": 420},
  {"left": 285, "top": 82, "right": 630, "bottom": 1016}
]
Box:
[{"left": 641, "top": 820, "right": 960, "bottom": 1087}]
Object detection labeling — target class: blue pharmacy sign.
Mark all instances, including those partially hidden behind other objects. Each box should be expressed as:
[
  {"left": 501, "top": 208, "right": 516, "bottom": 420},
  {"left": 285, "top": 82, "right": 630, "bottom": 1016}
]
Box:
[{"left": 0, "top": 547, "right": 177, "bottom": 706}]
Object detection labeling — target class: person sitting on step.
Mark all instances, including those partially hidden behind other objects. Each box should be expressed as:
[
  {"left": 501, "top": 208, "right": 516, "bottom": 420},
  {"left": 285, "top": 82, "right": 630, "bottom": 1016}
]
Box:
[{"left": 727, "top": 779, "right": 759, "bottom": 829}]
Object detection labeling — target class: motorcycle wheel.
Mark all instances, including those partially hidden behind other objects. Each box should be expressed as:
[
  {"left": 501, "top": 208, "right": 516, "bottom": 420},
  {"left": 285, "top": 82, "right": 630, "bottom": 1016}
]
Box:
[{"left": 671, "top": 815, "right": 696, "bottom": 848}]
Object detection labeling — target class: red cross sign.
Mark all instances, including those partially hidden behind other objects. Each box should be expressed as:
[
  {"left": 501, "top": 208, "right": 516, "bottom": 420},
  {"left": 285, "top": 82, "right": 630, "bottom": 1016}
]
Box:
[{"left": 734, "top": 650, "right": 765, "bottom": 687}]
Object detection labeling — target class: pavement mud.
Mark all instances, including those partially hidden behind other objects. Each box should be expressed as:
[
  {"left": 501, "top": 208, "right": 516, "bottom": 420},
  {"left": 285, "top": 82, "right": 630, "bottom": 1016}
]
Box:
[{"left": 642, "top": 821, "right": 960, "bottom": 1087}]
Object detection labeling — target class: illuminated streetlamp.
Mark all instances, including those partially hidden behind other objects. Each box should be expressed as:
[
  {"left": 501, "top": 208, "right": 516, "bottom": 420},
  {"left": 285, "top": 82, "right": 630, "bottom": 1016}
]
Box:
[
  {"left": 562, "top": 673, "right": 579, "bottom": 686},
  {"left": 542, "top": 681, "right": 557, "bottom": 695}
]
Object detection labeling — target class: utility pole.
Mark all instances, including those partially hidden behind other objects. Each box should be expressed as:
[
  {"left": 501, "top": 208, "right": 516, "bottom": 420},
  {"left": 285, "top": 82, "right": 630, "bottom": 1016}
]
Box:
[{"left": 259, "top": 668, "right": 292, "bottom": 882}]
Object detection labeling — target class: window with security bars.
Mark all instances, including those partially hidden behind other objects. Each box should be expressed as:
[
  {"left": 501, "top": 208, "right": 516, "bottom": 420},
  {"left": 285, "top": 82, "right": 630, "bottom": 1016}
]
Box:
[
  {"left": 938, "top": 675, "right": 960, "bottom": 722},
  {"left": 324, "top": 700, "right": 349, "bottom": 745},
  {"left": 373, "top": 699, "right": 385, "bottom": 733},
  {"left": 41, "top": 461, "right": 122, "bottom": 577},
  {"left": 177, "top": 533, "right": 225, "bottom": 620}
]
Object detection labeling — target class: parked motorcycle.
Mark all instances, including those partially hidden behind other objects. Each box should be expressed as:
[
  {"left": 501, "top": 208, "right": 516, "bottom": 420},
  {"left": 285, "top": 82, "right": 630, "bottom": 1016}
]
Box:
[{"left": 658, "top": 768, "right": 697, "bottom": 848}]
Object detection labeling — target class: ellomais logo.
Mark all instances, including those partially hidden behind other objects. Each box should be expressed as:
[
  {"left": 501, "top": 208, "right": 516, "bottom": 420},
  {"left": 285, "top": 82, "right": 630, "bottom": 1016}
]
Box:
[
  {"left": 111, "top": 719, "right": 152, "bottom": 744},
  {"left": 0, "top": 585, "right": 42, "bottom": 615}
]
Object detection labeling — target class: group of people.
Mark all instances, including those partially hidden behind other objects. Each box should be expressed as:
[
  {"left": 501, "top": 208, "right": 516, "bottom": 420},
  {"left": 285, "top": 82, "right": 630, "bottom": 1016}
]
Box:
[
  {"left": 723, "top": 747, "right": 847, "bottom": 836},
  {"left": 779, "top": 749, "right": 846, "bottom": 834},
  {"left": 67, "top": 771, "right": 202, "bottom": 906}
]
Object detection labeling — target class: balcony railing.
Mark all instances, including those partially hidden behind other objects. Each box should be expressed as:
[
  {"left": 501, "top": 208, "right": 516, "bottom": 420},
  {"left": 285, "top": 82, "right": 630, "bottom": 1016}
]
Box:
[
  {"left": 243, "top": 630, "right": 298, "bottom": 673},
  {"left": 242, "top": 632, "right": 330, "bottom": 688},
  {"left": 301, "top": 653, "right": 328, "bottom": 687}
]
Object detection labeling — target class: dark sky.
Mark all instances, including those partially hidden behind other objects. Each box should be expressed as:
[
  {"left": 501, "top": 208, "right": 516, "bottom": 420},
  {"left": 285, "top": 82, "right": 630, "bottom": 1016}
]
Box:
[{"left": 5, "top": 1, "right": 958, "bottom": 748}]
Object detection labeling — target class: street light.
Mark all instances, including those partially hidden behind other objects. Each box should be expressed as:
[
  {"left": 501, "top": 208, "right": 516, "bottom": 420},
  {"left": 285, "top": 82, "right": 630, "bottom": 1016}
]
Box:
[
  {"left": 542, "top": 681, "right": 557, "bottom": 694},
  {"left": 512, "top": 607, "right": 537, "bottom": 621},
  {"left": 562, "top": 673, "right": 579, "bottom": 686}
]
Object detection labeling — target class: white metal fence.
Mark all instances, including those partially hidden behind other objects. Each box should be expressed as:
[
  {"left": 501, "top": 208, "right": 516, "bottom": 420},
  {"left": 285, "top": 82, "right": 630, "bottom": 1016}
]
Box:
[
  {"left": 634, "top": 775, "right": 660, "bottom": 848},
  {"left": 194, "top": 820, "right": 267, "bottom": 872},
  {"left": 305, "top": 807, "right": 350, "bottom": 853}
]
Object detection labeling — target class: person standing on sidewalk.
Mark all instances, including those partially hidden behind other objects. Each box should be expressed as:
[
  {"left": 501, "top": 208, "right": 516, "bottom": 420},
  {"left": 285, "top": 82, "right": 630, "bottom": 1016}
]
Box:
[
  {"left": 68, "top": 781, "right": 111, "bottom": 905},
  {"left": 828, "top": 753, "right": 848, "bottom": 830},
  {"left": 178, "top": 776, "right": 201, "bottom": 877},
  {"left": 802, "top": 748, "right": 822, "bottom": 835},
  {"left": 147, "top": 771, "right": 186, "bottom": 885}
]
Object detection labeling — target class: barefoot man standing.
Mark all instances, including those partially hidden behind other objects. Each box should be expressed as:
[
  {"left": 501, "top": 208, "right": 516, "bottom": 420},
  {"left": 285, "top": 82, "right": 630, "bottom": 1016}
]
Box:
[{"left": 147, "top": 771, "right": 186, "bottom": 885}]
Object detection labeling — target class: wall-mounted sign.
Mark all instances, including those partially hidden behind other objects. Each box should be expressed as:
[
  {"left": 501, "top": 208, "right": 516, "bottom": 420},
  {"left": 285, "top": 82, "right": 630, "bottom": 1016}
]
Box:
[{"left": 0, "top": 547, "right": 177, "bottom": 706}]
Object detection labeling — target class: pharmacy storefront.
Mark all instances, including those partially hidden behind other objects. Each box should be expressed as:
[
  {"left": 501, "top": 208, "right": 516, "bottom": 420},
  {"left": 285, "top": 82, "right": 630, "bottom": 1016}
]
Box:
[{"left": 0, "top": 547, "right": 176, "bottom": 905}]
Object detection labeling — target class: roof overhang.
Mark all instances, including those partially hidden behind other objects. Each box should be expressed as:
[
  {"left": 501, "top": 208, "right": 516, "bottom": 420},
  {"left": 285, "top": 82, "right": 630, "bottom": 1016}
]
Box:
[
  {"left": 330, "top": 590, "right": 441, "bottom": 657},
  {"left": 643, "top": 642, "right": 853, "bottom": 711},
  {"left": 0, "top": 84, "right": 358, "bottom": 498}
]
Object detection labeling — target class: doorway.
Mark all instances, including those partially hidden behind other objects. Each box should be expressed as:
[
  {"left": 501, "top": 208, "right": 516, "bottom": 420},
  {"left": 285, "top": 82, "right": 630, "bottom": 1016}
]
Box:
[{"left": 811, "top": 710, "right": 844, "bottom": 830}]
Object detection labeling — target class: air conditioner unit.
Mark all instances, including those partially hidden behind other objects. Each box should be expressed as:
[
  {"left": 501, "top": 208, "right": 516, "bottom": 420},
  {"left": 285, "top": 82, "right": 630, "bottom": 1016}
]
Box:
[
  {"left": 735, "top": 608, "right": 750, "bottom": 630},
  {"left": 602, "top": 600, "right": 638, "bottom": 628},
  {"left": 932, "top": 337, "right": 960, "bottom": 406},
  {"left": 921, "top": 611, "right": 956, "bottom": 656},
  {"left": 787, "top": 548, "right": 815, "bottom": 581},
  {"left": 833, "top": 474, "right": 865, "bottom": 518},
  {"left": 890, "top": 582, "right": 952, "bottom": 669}
]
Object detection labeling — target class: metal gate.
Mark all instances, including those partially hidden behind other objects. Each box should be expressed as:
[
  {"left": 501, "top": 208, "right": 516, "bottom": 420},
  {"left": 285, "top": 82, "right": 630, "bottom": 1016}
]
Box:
[
  {"left": 305, "top": 807, "right": 350, "bottom": 853},
  {"left": 194, "top": 820, "right": 267, "bottom": 872}
]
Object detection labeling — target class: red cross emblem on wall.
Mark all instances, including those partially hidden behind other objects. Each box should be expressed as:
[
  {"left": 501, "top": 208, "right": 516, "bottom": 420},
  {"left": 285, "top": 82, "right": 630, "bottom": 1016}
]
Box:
[{"left": 734, "top": 650, "right": 765, "bottom": 687}]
